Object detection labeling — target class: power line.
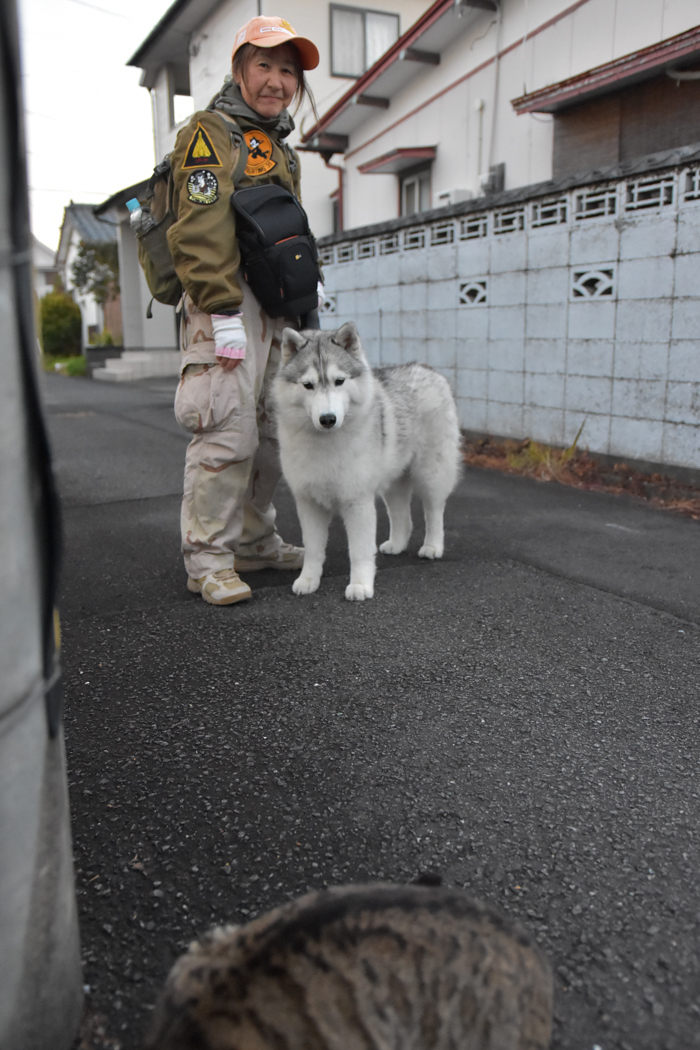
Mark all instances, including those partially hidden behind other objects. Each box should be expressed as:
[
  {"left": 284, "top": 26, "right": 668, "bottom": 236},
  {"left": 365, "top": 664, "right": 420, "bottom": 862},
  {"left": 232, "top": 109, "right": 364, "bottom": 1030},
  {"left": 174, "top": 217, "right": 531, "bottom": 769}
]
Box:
[{"left": 65, "top": 0, "right": 128, "bottom": 17}]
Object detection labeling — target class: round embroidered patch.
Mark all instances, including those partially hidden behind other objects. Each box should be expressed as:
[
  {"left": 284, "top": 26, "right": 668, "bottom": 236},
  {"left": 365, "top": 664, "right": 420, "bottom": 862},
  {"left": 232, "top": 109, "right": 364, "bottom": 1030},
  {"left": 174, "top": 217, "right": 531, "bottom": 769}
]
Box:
[
  {"left": 244, "top": 130, "right": 277, "bottom": 176},
  {"left": 187, "top": 169, "right": 219, "bottom": 205}
]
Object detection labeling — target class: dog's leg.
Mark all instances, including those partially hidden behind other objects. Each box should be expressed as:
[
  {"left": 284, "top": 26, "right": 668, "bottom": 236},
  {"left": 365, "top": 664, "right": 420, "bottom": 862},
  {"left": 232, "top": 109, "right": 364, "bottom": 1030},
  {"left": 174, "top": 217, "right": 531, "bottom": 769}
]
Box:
[
  {"left": 379, "top": 473, "right": 413, "bottom": 555},
  {"left": 292, "top": 497, "right": 331, "bottom": 595},
  {"left": 418, "top": 493, "right": 446, "bottom": 560},
  {"left": 342, "top": 499, "right": 377, "bottom": 601}
]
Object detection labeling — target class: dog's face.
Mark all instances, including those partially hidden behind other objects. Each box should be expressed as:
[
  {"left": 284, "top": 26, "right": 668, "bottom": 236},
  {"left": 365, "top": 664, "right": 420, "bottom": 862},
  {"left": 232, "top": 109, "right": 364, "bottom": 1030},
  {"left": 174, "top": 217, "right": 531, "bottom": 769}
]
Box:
[{"left": 277, "top": 322, "right": 369, "bottom": 432}]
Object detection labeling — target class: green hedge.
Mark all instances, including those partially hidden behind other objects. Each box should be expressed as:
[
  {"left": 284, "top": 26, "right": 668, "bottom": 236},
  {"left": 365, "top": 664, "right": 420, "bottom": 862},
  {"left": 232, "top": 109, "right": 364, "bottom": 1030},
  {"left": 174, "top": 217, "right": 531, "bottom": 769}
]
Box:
[{"left": 40, "top": 293, "right": 82, "bottom": 356}]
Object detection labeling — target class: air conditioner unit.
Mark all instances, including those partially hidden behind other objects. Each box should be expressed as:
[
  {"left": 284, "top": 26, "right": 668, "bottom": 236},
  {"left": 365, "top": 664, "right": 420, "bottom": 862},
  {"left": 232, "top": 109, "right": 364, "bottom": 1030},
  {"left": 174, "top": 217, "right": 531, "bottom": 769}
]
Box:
[{"left": 434, "top": 188, "right": 473, "bottom": 208}]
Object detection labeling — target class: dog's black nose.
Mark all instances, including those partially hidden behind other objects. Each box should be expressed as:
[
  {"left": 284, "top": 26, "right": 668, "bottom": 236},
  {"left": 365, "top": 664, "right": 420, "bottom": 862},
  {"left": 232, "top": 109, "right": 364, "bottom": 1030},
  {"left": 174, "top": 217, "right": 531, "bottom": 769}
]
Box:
[{"left": 319, "top": 414, "right": 336, "bottom": 429}]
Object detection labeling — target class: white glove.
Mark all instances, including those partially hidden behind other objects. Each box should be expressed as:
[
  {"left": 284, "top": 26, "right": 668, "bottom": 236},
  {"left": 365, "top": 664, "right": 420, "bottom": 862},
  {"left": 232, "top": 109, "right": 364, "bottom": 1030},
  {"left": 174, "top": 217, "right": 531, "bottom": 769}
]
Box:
[
  {"left": 211, "top": 313, "right": 246, "bottom": 359},
  {"left": 317, "top": 281, "right": 326, "bottom": 309}
]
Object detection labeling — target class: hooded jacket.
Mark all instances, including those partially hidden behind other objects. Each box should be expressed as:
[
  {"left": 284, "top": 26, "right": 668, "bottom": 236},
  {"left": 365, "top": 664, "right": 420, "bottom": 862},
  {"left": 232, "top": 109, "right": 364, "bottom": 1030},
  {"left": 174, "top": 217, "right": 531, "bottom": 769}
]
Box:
[{"left": 167, "top": 80, "right": 302, "bottom": 315}]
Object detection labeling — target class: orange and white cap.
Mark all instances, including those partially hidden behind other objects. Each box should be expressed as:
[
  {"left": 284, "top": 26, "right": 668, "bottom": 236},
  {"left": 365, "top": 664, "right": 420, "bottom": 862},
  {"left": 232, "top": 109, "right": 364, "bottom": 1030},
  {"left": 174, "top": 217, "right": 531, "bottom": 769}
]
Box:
[{"left": 232, "top": 16, "right": 319, "bottom": 71}]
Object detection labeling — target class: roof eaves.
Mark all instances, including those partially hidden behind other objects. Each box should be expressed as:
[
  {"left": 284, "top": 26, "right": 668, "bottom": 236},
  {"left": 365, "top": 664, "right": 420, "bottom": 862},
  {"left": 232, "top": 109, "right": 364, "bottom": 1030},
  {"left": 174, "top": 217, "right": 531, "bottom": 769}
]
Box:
[{"left": 127, "top": 0, "right": 192, "bottom": 68}]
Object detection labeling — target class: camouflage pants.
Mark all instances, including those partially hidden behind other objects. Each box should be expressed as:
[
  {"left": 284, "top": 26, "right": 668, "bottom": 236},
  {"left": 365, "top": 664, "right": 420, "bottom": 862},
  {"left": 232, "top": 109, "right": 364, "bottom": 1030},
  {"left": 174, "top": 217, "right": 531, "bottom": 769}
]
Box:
[{"left": 174, "top": 282, "right": 295, "bottom": 578}]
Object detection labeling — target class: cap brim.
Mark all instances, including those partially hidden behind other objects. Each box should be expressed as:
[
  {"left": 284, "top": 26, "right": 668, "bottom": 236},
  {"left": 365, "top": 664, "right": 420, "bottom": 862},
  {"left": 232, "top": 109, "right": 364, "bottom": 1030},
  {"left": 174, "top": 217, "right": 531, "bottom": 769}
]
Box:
[{"left": 252, "top": 32, "right": 319, "bottom": 70}]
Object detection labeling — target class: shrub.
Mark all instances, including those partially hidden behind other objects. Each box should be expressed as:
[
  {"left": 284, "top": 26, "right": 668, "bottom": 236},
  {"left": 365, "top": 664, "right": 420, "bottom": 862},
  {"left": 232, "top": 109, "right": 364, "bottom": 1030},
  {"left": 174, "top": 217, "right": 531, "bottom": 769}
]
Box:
[{"left": 40, "top": 293, "right": 82, "bottom": 356}]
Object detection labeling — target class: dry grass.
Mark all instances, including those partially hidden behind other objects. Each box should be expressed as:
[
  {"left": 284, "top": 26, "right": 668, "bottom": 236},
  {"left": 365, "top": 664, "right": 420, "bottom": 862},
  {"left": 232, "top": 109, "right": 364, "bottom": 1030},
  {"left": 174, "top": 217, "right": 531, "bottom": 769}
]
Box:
[{"left": 463, "top": 428, "right": 700, "bottom": 521}]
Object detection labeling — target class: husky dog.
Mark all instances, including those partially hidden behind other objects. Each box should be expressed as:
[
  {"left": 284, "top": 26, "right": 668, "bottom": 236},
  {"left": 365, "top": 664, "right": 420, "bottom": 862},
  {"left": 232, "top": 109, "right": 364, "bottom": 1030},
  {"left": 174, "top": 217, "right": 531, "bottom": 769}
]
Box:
[{"left": 273, "top": 322, "right": 462, "bottom": 601}]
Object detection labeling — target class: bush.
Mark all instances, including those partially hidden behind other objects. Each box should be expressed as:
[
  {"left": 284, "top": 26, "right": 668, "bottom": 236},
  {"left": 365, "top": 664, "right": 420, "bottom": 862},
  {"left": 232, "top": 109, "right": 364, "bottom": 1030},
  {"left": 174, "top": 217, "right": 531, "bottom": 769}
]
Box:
[
  {"left": 42, "top": 354, "right": 87, "bottom": 377},
  {"left": 40, "top": 293, "right": 82, "bottom": 356}
]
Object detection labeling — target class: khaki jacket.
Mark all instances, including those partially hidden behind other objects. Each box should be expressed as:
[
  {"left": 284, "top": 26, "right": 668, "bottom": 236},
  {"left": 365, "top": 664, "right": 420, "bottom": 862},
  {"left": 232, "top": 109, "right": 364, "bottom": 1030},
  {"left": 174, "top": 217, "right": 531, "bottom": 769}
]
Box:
[{"left": 167, "top": 94, "right": 302, "bottom": 318}]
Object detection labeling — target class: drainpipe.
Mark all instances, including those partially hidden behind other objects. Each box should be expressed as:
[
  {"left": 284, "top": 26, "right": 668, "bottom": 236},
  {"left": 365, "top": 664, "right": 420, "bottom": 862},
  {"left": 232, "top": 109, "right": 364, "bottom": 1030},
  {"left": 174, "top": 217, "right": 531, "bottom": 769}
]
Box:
[{"left": 324, "top": 157, "right": 344, "bottom": 233}]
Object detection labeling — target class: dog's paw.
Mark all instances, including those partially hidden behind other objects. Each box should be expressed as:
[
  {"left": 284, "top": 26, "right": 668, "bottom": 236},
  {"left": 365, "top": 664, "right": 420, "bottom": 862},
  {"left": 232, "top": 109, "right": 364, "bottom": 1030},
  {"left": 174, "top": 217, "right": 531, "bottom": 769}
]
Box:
[
  {"left": 345, "top": 582, "right": 374, "bottom": 601},
  {"left": 292, "top": 574, "right": 321, "bottom": 595},
  {"left": 418, "top": 544, "right": 443, "bottom": 560},
  {"left": 379, "top": 539, "right": 407, "bottom": 555}
]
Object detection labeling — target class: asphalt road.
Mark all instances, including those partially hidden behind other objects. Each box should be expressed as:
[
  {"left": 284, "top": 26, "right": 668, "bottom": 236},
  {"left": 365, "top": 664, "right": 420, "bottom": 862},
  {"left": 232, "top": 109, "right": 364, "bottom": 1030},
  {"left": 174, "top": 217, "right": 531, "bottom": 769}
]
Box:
[{"left": 42, "top": 372, "right": 700, "bottom": 1050}]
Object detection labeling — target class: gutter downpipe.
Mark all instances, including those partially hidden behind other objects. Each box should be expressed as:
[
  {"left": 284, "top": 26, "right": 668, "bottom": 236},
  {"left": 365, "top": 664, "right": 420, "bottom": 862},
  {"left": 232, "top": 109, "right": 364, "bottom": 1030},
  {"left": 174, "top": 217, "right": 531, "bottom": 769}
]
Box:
[{"left": 325, "top": 158, "right": 344, "bottom": 233}]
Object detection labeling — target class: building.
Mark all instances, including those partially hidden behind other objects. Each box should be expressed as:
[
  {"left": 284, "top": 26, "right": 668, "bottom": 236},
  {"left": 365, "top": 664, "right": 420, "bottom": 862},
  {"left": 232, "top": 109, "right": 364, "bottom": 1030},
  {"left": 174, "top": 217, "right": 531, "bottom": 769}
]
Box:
[
  {"left": 305, "top": 0, "right": 700, "bottom": 473},
  {"left": 31, "top": 236, "right": 58, "bottom": 300},
  {"left": 56, "top": 202, "right": 123, "bottom": 347}
]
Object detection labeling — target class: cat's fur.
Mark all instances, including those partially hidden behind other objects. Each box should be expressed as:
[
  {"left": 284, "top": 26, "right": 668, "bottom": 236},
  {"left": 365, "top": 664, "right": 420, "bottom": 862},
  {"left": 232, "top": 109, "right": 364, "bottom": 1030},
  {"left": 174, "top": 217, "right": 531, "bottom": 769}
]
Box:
[{"left": 145, "top": 883, "right": 552, "bottom": 1050}]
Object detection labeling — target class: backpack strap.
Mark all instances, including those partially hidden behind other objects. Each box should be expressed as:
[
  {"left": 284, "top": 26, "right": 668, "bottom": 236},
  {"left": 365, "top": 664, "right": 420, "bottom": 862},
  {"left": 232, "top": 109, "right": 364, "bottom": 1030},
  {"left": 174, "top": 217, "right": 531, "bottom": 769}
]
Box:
[{"left": 215, "top": 112, "right": 249, "bottom": 186}]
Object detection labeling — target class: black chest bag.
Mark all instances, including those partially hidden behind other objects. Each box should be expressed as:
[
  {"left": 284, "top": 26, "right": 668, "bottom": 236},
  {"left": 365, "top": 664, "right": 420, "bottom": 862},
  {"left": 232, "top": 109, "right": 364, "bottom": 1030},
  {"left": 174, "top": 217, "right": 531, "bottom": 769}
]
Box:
[{"left": 231, "top": 184, "right": 321, "bottom": 319}]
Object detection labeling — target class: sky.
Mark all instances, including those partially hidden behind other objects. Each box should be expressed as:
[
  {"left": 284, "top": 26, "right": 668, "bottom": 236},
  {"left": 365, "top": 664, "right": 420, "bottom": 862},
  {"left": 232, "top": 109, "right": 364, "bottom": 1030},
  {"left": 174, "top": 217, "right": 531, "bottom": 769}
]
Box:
[{"left": 19, "top": 0, "right": 175, "bottom": 252}]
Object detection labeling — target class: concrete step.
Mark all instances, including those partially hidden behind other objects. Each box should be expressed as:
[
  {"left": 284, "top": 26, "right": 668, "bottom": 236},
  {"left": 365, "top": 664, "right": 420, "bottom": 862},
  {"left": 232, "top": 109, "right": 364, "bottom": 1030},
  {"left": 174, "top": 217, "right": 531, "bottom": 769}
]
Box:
[{"left": 93, "top": 351, "right": 181, "bottom": 382}]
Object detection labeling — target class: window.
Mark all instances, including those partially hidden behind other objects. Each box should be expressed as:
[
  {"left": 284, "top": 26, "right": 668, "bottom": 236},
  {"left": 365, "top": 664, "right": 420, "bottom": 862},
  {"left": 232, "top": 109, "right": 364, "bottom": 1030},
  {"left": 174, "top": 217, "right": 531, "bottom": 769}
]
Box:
[
  {"left": 330, "top": 5, "right": 399, "bottom": 78},
  {"left": 400, "top": 166, "right": 431, "bottom": 216}
]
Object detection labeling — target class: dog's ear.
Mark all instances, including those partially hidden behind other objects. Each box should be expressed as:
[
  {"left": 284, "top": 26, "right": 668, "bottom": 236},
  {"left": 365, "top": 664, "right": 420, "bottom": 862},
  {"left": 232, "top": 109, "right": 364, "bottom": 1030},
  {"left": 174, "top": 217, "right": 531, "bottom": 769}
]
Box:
[
  {"left": 280, "top": 328, "right": 307, "bottom": 363},
  {"left": 335, "top": 321, "right": 361, "bottom": 355}
]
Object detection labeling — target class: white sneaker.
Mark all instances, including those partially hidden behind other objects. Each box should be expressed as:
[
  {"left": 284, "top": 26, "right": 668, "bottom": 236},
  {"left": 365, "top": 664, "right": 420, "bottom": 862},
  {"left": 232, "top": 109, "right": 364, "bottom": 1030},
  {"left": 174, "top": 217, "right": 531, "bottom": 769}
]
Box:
[
  {"left": 235, "top": 541, "right": 304, "bottom": 572},
  {"left": 187, "top": 568, "right": 252, "bottom": 605}
]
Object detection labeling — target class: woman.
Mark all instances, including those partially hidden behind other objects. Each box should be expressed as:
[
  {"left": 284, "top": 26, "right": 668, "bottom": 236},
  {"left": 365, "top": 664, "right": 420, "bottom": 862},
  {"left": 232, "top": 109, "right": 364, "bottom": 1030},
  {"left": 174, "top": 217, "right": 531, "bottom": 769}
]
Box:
[{"left": 169, "top": 16, "right": 320, "bottom": 605}]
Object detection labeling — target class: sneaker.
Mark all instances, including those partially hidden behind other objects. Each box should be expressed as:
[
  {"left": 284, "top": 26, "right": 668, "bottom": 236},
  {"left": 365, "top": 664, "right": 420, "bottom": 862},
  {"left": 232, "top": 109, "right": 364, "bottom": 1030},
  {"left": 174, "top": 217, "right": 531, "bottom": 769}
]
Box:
[
  {"left": 235, "top": 541, "right": 304, "bottom": 572},
  {"left": 187, "top": 568, "right": 252, "bottom": 605}
]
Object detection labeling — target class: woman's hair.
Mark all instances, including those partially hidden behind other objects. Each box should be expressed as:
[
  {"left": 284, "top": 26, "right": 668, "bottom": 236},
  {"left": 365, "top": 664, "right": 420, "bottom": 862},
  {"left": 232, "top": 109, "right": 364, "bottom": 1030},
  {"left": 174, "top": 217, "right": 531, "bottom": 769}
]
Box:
[{"left": 233, "top": 42, "right": 319, "bottom": 122}]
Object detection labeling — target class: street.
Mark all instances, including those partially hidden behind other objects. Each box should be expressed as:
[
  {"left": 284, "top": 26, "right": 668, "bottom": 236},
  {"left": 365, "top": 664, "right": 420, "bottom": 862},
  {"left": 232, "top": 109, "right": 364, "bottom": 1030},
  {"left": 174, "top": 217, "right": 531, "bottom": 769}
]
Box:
[{"left": 42, "top": 372, "right": 700, "bottom": 1050}]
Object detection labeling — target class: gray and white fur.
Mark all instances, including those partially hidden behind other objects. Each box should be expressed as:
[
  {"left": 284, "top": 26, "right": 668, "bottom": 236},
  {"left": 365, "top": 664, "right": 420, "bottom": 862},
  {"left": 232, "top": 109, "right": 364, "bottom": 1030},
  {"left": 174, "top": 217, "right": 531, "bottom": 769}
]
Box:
[{"left": 273, "top": 322, "right": 462, "bottom": 601}]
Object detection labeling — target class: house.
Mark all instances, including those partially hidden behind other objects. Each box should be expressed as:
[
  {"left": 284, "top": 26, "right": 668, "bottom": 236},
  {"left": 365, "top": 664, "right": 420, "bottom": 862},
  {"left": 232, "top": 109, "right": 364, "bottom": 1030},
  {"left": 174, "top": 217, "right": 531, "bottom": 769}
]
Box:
[
  {"left": 56, "top": 202, "right": 123, "bottom": 347},
  {"left": 32, "top": 236, "right": 58, "bottom": 300},
  {"left": 303, "top": 0, "right": 700, "bottom": 474}
]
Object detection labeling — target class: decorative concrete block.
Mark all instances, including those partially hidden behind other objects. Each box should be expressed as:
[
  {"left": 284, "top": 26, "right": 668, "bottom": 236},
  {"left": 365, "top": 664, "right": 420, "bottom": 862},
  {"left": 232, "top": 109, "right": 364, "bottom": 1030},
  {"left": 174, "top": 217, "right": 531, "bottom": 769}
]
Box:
[
  {"left": 456, "top": 306, "right": 489, "bottom": 339},
  {"left": 490, "top": 232, "right": 527, "bottom": 273},
  {"left": 567, "top": 300, "right": 616, "bottom": 340},
  {"left": 457, "top": 238, "right": 490, "bottom": 276},
  {"left": 564, "top": 410, "right": 610, "bottom": 455},
  {"left": 400, "top": 281, "right": 428, "bottom": 311},
  {"left": 457, "top": 367, "right": 488, "bottom": 399},
  {"left": 488, "top": 338, "right": 524, "bottom": 372},
  {"left": 565, "top": 374, "right": 612, "bottom": 414},
  {"left": 525, "top": 303, "right": 568, "bottom": 339},
  {"left": 671, "top": 298, "right": 700, "bottom": 341},
  {"left": 662, "top": 421, "right": 700, "bottom": 470},
  {"left": 457, "top": 337, "right": 489, "bottom": 369},
  {"left": 427, "top": 279, "right": 458, "bottom": 310},
  {"left": 567, "top": 339, "right": 614, "bottom": 377},
  {"left": 488, "top": 369, "right": 524, "bottom": 404},
  {"left": 457, "top": 396, "right": 489, "bottom": 432},
  {"left": 609, "top": 415, "right": 664, "bottom": 462},
  {"left": 569, "top": 222, "right": 619, "bottom": 265},
  {"left": 489, "top": 305, "right": 526, "bottom": 340},
  {"left": 668, "top": 339, "right": 700, "bottom": 383},
  {"left": 427, "top": 337, "right": 456, "bottom": 369},
  {"left": 525, "top": 371, "right": 566, "bottom": 408},
  {"left": 426, "top": 308, "right": 456, "bottom": 339},
  {"left": 487, "top": 399, "right": 523, "bottom": 437},
  {"left": 400, "top": 310, "right": 428, "bottom": 341},
  {"left": 527, "top": 228, "right": 570, "bottom": 270},
  {"left": 526, "top": 266, "right": 570, "bottom": 305},
  {"left": 522, "top": 405, "right": 565, "bottom": 445},
  {"left": 674, "top": 253, "right": 700, "bottom": 298},
  {"left": 399, "top": 250, "right": 429, "bottom": 284},
  {"left": 427, "top": 244, "right": 458, "bottom": 281},
  {"left": 524, "top": 338, "right": 567, "bottom": 374},
  {"left": 612, "top": 377, "right": 666, "bottom": 421},
  {"left": 665, "top": 381, "right": 700, "bottom": 426},
  {"left": 618, "top": 215, "right": 677, "bottom": 260},
  {"left": 617, "top": 256, "right": 674, "bottom": 300},
  {"left": 615, "top": 298, "right": 672, "bottom": 343},
  {"left": 489, "top": 270, "right": 527, "bottom": 306},
  {"left": 613, "top": 341, "right": 668, "bottom": 380}
]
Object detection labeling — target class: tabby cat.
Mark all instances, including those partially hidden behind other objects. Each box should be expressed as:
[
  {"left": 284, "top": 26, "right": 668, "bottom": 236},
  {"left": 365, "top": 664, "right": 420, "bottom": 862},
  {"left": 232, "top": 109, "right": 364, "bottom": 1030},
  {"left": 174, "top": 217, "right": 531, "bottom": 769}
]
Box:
[{"left": 146, "top": 882, "right": 552, "bottom": 1050}]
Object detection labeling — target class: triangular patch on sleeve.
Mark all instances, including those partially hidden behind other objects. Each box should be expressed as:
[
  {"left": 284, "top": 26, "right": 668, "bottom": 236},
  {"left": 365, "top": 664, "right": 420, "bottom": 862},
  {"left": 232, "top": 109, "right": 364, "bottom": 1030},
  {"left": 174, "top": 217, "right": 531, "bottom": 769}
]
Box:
[{"left": 181, "top": 122, "right": 222, "bottom": 170}]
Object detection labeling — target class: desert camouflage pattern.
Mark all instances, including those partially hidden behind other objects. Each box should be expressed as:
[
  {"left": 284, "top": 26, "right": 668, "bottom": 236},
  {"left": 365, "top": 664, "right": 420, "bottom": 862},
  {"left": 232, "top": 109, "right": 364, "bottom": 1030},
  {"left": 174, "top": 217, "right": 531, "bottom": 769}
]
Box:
[{"left": 175, "top": 276, "right": 296, "bottom": 578}]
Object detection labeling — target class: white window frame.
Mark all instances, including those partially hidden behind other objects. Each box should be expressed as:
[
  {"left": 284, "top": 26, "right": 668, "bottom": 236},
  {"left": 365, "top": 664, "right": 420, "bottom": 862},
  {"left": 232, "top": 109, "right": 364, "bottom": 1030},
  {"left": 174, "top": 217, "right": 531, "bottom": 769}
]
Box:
[
  {"left": 330, "top": 4, "right": 400, "bottom": 79},
  {"left": 400, "top": 165, "right": 432, "bottom": 217}
]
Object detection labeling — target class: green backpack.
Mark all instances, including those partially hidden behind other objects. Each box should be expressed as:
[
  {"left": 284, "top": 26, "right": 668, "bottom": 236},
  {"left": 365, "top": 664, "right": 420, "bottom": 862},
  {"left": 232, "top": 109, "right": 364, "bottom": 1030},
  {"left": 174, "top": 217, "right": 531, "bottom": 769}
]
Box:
[{"left": 134, "top": 114, "right": 248, "bottom": 311}]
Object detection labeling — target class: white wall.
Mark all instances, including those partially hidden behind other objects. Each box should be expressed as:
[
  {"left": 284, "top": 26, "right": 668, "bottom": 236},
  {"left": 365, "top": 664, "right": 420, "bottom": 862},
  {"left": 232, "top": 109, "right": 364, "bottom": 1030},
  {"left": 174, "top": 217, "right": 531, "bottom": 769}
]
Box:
[
  {"left": 118, "top": 223, "right": 177, "bottom": 352},
  {"left": 319, "top": 162, "right": 700, "bottom": 472}
]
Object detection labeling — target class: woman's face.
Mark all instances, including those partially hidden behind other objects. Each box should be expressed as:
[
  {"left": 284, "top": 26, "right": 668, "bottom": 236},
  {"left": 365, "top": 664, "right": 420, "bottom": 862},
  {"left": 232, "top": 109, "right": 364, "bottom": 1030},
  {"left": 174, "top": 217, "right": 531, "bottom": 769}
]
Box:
[{"left": 234, "top": 44, "right": 299, "bottom": 118}]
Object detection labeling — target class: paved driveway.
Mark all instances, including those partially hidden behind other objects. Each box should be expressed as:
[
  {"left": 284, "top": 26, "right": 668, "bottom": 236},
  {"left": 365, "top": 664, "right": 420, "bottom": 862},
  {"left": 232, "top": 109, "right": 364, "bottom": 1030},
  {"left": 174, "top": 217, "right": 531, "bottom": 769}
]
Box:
[{"left": 42, "top": 373, "right": 700, "bottom": 1050}]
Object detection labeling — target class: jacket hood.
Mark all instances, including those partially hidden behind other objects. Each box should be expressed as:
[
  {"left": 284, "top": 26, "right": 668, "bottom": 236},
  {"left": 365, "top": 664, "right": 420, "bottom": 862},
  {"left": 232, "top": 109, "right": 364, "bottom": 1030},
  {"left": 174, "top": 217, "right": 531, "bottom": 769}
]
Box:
[{"left": 208, "top": 78, "right": 296, "bottom": 138}]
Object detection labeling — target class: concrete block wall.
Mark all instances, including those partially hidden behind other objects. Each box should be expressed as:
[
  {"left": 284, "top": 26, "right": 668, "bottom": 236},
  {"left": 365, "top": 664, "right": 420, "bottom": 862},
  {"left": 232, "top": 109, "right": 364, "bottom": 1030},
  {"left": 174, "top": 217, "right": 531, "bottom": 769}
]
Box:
[{"left": 318, "top": 166, "right": 700, "bottom": 471}]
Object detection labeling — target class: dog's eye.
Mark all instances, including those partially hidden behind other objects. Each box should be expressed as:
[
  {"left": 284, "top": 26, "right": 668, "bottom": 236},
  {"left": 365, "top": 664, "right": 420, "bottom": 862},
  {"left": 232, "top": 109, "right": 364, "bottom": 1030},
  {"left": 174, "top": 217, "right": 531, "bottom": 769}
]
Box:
[
  {"left": 334, "top": 378, "right": 345, "bottom": 386},
  {"left": 303, "top": 382, "right": 314, "bottom": 390}
]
